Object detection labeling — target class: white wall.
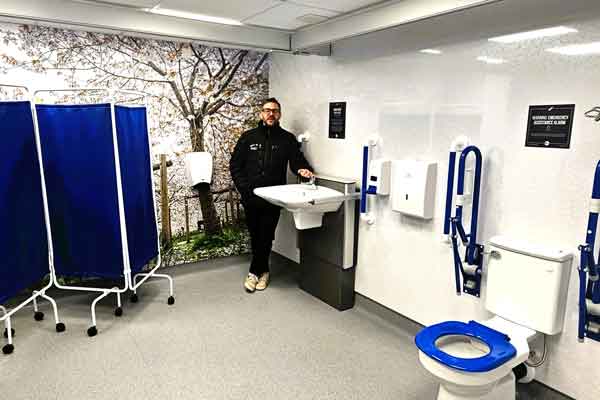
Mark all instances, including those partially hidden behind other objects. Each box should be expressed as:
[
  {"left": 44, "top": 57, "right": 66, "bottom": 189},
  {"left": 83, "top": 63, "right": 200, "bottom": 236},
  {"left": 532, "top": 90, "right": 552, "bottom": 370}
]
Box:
[{"left": 270, "top": 12, "right": 600, "bottom": 400}]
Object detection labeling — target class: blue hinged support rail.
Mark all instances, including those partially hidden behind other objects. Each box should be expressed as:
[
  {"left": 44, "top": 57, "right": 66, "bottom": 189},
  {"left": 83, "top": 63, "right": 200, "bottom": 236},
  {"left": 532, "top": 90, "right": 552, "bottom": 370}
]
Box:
[
  {"left": 578, "top": 160, "right": 600, "bottom": 343},
  {"left": 360, "top": 143, "right": 378, "bottom": 224},
  {"left": 444, "top": 145, "right": 484, "bottom": 297}
]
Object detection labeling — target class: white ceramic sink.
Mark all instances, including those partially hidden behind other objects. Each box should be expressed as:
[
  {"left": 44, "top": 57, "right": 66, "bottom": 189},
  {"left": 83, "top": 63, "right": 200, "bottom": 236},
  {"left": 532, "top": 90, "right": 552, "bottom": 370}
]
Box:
[{"left": 253, "top": 184, "right": 345, "bottom": 229}]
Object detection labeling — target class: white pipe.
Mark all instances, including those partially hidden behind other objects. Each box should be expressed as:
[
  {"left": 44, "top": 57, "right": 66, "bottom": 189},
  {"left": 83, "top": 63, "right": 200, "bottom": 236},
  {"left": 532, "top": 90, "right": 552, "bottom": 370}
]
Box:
[
  {"left": 37, "top": 291, "right": 61, "bottom": 326},
  {"left": 90, "top": 290, "right": 113, "bottom": 328},
  {"left": 4, "top": 317, "right": 12, "bottom": 345},
  {"left": 309, "top": 193, "right": 361, "bottom": 205}
]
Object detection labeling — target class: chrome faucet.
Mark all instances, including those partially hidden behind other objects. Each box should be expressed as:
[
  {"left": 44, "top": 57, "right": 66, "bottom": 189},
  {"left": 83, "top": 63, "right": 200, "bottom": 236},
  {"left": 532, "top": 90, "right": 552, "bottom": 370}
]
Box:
[{"left": 303, "top": 174, "right": 317, "bottom": 189}]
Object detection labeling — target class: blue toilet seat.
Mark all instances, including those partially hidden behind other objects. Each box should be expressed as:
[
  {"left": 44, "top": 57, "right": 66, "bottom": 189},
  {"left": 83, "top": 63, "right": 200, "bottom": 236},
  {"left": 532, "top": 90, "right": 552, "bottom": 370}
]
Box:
[{"left": 415, "top": 320, "right": 517, "bottom": 372}]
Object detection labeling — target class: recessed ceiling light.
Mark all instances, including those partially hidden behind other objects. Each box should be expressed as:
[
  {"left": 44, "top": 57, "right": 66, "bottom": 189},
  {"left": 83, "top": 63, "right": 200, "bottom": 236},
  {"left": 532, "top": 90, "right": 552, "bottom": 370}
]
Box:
[
  {"left": 420, "top": 49, "right": 442, "bottom": 55},
  {"left": 146, "top": 6, "right": 243, "bottom": 26},
  {"left": 546, "top": 41, "right": 600, "bottom": 55},
  {"left": 477, "top": 56, "right": 506, "bottom": 64},
  {"left": 489, "top": 26, "right": 577, "bottom": 43}
]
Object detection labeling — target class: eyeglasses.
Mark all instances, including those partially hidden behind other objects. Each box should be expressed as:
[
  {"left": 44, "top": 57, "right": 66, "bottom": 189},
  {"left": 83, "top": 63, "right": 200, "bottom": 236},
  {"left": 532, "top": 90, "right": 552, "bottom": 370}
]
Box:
[{"left": 262, "top": 108, "right": 280, "bottom": 115}]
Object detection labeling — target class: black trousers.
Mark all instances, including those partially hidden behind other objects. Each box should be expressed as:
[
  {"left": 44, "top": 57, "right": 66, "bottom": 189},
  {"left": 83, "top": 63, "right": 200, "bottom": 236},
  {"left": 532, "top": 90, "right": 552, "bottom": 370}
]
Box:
[{"left": 243, "top": 197, "right": 281, "bottom": 276}]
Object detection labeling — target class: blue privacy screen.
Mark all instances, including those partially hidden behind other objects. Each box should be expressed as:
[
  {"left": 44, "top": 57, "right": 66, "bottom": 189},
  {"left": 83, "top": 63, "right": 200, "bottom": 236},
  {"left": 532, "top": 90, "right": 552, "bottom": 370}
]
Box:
[
  {"left": 0, "top": 101, "right": 49, "bottom": 303},
  {"left": 114, "top": 105, "right": 158, "bottom": 273},
  {"left": 36, "top": 104, "right": 125, "bottom": 278}
]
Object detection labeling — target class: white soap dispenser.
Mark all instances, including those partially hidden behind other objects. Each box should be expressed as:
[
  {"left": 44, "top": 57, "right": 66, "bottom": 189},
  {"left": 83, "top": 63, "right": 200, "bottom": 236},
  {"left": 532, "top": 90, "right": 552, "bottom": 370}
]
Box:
[{"left": 368, "top": 159, "right": 391, "bottom": 195}]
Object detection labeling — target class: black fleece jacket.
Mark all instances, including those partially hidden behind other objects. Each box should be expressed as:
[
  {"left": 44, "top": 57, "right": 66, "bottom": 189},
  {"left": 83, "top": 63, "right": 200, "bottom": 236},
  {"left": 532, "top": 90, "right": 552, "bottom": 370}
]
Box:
[{"left": 229, "top": 121, "right": 312, "bottom": 200}]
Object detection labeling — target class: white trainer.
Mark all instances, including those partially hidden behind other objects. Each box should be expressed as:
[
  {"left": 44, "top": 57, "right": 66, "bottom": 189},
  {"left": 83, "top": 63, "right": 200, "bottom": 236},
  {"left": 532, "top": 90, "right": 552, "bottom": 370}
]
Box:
[
  {"left": 256, "top": 272, "right": 270, "bottom": 291},
  {"left": 244, "top": 273, "right": 259, "bottom": 293}
]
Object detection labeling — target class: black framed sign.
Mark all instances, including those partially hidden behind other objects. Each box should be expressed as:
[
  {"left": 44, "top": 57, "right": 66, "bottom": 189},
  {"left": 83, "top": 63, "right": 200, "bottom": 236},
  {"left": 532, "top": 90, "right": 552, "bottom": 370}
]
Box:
[
  {"left": 329, "top": 102, "right": 346, "bottom": 139},
  {"left": 525, "top": 104, "right": 575, "bottom": 149}
]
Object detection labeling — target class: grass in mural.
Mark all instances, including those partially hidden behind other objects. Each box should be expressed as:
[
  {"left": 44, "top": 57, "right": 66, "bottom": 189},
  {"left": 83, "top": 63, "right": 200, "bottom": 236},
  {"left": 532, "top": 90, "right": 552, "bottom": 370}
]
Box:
[{"left": 162, "top": 225, "right": 251, "bottom": 266}]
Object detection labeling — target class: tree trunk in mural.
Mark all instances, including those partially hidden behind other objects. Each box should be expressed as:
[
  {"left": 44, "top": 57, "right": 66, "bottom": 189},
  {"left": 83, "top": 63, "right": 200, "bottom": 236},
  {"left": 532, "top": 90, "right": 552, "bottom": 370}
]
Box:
[{"left": 0, "top": 25, "right": 270, "bottom": 238}]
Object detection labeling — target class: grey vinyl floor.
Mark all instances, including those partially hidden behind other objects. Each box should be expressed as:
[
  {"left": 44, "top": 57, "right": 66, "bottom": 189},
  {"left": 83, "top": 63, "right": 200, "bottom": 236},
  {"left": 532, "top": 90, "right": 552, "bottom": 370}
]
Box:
[{"left": 0, "top": 255, "right": 571, "bottom": 400}]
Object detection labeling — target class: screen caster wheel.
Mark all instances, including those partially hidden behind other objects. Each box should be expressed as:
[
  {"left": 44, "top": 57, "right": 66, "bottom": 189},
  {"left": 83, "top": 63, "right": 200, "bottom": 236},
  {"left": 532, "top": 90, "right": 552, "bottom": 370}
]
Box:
[
  {"left": 34, "top": 311, "right": 44, "bottom": 321},
  {"left": 167, "top": 296, "right": 175, "bottom": 306},
  {"left": 2, "top": 344, "right": 14, "bottom": 355},
  {"left": 56, "top": 323, "right": 66, "bottom": 333},
  {"left": 114, "top": 307, "right": 123, "bottom": 317},
  {"left": 87, "top": 326, "right": 98, "bottom": 337}
]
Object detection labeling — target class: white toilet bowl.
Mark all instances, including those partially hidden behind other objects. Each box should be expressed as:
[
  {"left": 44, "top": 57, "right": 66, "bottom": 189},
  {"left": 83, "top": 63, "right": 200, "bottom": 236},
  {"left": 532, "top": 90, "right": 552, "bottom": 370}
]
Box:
[
  {"left": 414, "top": 236, "right": 573, "bottom": 400},
  {"left": 416, "top": 316, "right": 535, "bottom": 400}
]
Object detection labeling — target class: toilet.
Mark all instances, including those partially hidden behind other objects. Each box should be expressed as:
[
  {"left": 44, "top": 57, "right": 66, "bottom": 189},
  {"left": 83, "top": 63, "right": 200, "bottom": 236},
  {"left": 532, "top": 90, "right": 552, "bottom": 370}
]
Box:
[{"left": 415, "top": 236, "right": 573, "bottom": 400}]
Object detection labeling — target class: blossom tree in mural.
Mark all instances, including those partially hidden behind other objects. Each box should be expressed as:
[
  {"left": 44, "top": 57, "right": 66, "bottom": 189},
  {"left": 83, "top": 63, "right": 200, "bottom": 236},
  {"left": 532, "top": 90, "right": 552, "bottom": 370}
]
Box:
[{"left": 1, "top": 25, "right": 269, "bottom": 235}]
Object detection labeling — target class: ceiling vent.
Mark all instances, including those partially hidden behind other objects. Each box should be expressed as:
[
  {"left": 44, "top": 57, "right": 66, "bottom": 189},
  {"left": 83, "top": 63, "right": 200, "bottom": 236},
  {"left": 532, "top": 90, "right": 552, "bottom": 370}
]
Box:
[{"left": 296, "top": 14, "right": 330, "bottom": 25}]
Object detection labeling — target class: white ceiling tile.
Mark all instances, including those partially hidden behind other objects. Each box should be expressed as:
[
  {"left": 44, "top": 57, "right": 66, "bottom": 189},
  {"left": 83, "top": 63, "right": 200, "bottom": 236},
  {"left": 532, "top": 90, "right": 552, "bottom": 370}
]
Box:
[
  {"left": 158, "top": 0, "right": 282, "bottom": 21},
  {"left": 291, "top": 0, "right": 384, "bottom": 13},
  {"left": 244, "top": 3, "right": 338, "bottom": 30}
]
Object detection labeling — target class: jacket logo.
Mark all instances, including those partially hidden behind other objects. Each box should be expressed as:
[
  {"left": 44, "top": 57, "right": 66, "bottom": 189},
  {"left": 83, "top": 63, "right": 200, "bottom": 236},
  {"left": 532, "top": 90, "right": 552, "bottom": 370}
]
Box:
[{"left": 249, "top": 144, "right": 262, "bottom": 151}]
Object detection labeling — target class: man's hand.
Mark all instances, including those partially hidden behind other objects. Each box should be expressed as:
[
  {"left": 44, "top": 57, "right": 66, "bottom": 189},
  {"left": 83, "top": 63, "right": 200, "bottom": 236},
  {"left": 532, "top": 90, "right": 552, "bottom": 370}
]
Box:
[{"left": 298, "top": 169, "right": 314, "bottom": 178}]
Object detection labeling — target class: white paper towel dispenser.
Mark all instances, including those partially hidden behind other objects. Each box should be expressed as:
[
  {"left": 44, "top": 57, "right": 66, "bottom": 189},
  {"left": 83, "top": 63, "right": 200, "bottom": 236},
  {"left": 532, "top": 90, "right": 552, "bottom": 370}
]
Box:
[
  {"left": 184, "top": 152, "right": 213, "bottom": 186},
  {"left": 391, "top": 160, "right": 437, "bottom": 219}
]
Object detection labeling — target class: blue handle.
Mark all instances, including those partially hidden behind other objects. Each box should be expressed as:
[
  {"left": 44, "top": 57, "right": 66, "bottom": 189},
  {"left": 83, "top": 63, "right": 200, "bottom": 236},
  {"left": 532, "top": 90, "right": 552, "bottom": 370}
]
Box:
[
  {"left": 360, "top": 145, "right": 369, "bottom": 214},
  {"left": 457, "top": 146, "right": 483, "bottom": 255},
  {"left": 450, "top": 219, "right": 463, "bottom": 295},
  {"left": 443, "top": 152, "right": 457, "bottom": 235},
  {"left": 579, "top": 247, "right": 589, "bottom": 341},
  {"left": 593, "top": 160, "right": 600, "bottom": 199}
]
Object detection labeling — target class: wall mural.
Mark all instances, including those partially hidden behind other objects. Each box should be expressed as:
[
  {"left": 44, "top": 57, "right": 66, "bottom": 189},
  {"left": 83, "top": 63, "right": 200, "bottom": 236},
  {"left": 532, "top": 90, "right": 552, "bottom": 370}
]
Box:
[{"left": 0, "top": 22, "right": 270, "bottom": 267}]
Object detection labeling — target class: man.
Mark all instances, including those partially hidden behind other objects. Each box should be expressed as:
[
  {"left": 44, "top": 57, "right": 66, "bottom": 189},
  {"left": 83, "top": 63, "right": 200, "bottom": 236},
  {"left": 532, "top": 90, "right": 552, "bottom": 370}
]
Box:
[{"left": 230, "top": 98, "right": 313, "bottom": 293}]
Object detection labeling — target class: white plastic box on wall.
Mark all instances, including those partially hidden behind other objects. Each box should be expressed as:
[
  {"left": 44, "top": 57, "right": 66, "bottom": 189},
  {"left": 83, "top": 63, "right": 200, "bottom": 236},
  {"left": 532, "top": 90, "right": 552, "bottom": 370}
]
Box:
[
  {"left": 391, "top": 160, "right": 437, "bottom": 219},
  {"left": 369, "top": 159, "right": 391, "bottom": 195},
  {"left": 184, "top": 152, "right": 213, "bottom": 186}
]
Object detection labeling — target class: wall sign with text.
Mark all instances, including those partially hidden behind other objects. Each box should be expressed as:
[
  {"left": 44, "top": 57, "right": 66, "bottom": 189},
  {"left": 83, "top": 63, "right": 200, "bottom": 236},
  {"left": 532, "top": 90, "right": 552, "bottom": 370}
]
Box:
[
  {"left": 525, "top": 104, "right": 575, "bottom": 149},
  {"left": 329, "top": 102, "right": 346, "bottom": 139}
]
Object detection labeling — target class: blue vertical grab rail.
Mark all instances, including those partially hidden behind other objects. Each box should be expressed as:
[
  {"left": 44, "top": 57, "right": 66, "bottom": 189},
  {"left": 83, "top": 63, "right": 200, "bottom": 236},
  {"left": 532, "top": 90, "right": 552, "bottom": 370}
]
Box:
[
  {"left": 578, "top": 160, "right": 600, "bottom": 342},
  {"left": 360, "top": 144, "right": 378, "bottom": 220},
  {"left": 445, "top": 145, "right": 485, "bottom": 297},
  {"left": 361, "top": 145, "right": 369, "bottom": 214}
]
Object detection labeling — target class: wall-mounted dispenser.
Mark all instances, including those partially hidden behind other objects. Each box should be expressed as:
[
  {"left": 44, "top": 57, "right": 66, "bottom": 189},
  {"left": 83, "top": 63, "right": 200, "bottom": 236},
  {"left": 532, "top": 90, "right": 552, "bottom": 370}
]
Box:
[
  {"left": 577, "top": 160, "right": 600, "bottom": 343},
  {"left": 391, "top": 160, "right": 437, "bottom": 219},
  {"left": 184, "top": 152, "right": 213, "bottom": 186},
  {"left": 368, "top": 159, "right": 391, "bottom": 195}
]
